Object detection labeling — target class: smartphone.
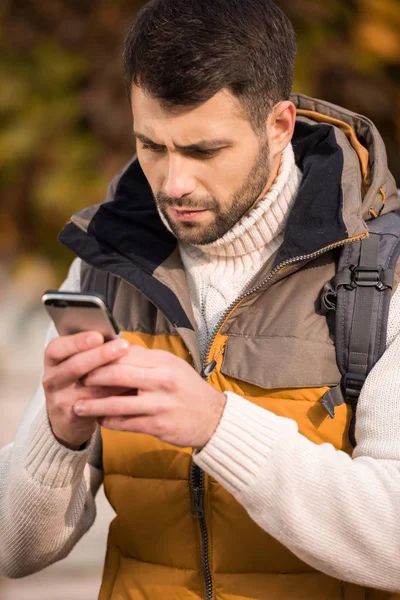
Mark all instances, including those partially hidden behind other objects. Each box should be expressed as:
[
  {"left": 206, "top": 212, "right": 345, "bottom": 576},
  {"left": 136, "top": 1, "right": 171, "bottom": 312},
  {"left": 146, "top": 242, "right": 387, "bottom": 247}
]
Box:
[{"left": 42, "top": 291, "right": 120, "bottom": 341}]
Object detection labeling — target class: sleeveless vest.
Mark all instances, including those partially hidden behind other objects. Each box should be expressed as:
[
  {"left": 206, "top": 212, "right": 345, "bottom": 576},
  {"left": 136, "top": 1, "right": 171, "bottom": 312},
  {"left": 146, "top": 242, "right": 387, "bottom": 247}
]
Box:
[{"left": 59, "top": 94, "right": 400, "bottom": 600}]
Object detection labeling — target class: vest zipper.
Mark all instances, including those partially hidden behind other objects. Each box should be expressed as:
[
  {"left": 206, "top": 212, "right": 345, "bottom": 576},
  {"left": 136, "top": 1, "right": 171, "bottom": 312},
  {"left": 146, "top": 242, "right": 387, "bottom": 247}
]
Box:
[
  {"left": 189, "top": 232, "right": 367, "bottom": 600},
  {"left": 202, "top": 233, "right": 368, "bottom": 375},
  {"left": 190, "top": 462, "right": 213, "bottom": 600}
]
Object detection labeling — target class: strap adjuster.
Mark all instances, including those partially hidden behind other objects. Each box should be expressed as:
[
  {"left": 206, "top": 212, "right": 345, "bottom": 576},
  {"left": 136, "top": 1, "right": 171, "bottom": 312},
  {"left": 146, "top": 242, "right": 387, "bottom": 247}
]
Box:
[
  {"left": 343, "top": 372, "right": 366, "bottom": 401},
  {"left": 351, "top": 266, "right": 385, "bottom": 289}
]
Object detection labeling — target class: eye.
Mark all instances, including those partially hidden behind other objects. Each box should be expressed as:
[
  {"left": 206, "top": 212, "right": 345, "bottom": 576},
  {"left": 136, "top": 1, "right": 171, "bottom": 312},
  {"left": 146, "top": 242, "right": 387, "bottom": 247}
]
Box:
[
  {"left": 141, "top": 142, "right": 166, "bottom": 153},
  {"left": 188, "top": 148, "right": 220, "bottom": 159}
]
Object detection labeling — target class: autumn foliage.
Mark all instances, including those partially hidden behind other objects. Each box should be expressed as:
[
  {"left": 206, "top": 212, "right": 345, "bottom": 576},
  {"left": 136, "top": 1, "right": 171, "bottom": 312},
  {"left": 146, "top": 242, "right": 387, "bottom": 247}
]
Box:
[{"left": 0, "top": 0, "right": 399, "bottom": 279}]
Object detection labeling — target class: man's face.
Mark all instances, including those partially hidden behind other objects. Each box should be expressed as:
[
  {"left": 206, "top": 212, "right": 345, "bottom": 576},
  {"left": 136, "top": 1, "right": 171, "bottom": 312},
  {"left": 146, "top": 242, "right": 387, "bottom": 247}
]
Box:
[{"left": 132, "top": 86, "right": 271, "bottom": 245}]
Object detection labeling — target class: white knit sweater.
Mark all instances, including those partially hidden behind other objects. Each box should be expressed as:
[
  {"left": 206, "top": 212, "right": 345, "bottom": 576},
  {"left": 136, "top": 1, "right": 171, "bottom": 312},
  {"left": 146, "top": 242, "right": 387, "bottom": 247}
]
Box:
[{"left": 1, "top": 158, "right": 400, "bottom": 591}]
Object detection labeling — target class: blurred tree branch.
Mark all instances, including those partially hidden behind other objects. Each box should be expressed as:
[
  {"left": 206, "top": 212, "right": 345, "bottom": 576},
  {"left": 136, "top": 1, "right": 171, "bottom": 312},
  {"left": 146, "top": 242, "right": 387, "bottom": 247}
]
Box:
[{"left": 0, "top": 0, "right": 399, "bottom": 281}]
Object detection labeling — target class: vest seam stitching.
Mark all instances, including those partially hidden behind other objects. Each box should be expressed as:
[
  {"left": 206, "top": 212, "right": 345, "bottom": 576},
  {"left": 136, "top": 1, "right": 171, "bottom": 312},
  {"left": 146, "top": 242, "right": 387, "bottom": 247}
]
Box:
[
  {"left": 214, "top": 570, "right": 326, "bottom": 575},
  {"left": 104, "top": 473, "right": 189, "bottom": 481},
  {"left": 225, "top": 333, "right": 334, "bottom": 346},
  {"left": 219, "top": 372, "right": 339, "bottom": 390},
  {"left": 108, "top": 548, "right": 196, "bottom": 572}
]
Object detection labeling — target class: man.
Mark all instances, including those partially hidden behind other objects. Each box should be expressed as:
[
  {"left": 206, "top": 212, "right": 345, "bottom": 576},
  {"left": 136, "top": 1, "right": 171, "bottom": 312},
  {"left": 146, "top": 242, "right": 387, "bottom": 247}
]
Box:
[{"left": 1, "top": 0, "right": 400, "bottom": 598}]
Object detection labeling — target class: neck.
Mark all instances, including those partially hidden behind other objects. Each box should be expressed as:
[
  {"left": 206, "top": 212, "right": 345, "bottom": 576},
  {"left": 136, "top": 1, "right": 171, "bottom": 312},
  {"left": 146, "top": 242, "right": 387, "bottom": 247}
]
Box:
[{"left": 256, "top": 150, "right": 283, "bottom": 206}]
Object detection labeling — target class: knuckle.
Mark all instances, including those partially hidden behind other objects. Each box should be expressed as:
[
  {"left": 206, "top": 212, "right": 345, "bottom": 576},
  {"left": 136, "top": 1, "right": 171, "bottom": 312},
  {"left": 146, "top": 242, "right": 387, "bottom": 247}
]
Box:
[
  {"left": 99, "top": 417, "right": 112, "bottom": 429},
  {"left": 113, "top": 417, "right": 128, "bottom": 431},
  {"left": 66, "top": 359, "right": 84, "bottom": 380},
  {"left": 45, "top": 338, "right": 60, "bottom": 360},
  {"left": 160, "top": 372, "right": 176, "bottom": 393},
  {"left": 42, "top": 373, "right": 56, "bottom": 394},
  {"left": 151, "top": 416, "right": 166, "bottom": 437}
]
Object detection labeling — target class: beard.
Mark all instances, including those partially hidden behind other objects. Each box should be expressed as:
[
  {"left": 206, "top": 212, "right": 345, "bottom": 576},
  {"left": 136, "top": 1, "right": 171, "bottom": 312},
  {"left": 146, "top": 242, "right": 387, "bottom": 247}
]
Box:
[{"left": 155, "top": 138, "right": 270, "bottom": 245}]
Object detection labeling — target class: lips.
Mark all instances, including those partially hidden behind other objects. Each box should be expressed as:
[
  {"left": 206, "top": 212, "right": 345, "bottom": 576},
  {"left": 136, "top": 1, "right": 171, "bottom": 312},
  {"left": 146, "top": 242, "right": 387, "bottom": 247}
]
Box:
[
  {"left": 173, "top": 207, "right": 204, "bottom": 213},
  {"left": 170, "top": 207, "right": 209, "bottom": 221}
]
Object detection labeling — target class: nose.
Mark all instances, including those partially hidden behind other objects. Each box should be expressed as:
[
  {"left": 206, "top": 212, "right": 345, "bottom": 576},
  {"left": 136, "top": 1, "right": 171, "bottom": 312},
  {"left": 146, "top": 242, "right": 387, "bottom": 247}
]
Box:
[{"left": 162, "top": 154, "right": 196, "bottom": 199}]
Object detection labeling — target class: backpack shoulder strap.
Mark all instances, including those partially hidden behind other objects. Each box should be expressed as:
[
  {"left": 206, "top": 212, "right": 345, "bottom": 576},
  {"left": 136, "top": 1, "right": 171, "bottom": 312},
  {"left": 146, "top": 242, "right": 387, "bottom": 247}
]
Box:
[{"left": 320, "top": 211, "right": 400, "bottom": 446}]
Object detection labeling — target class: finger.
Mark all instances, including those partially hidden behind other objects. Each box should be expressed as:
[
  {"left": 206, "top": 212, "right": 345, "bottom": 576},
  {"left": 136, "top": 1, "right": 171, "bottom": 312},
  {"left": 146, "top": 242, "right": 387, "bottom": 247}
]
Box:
[
  {"left": 43, "top": 338, "right": 130, "bottom": 392},
  {"left": 83, "top": 364, "right": 175, "bottom": 393},
  {"left": 117, "top": 345, "right": 176, "bottom": 369},
  {"left": 76, "top": 385, "right": 132, "bottom": 400},
  {"left": 45, "top": 331, "right": 104, "bottom": 367},
  {"left": 73, "top": 395, "right": 161, "bottom": 418},
  {"left": 97, "top": 415, "right": 154, "bottom": 434}
]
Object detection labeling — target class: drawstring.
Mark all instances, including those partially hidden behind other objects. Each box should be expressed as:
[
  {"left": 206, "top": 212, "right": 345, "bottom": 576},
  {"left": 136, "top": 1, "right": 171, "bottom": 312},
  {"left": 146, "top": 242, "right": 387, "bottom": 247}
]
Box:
[{"left": 369, "top": 188, "right": 386, "bottom": 219}]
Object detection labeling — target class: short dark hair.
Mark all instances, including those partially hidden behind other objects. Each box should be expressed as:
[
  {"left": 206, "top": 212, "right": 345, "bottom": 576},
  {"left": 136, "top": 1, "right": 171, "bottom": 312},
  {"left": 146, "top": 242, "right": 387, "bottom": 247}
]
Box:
[{"left": 124, "top": 0, "right": 296, "bottom": 130}]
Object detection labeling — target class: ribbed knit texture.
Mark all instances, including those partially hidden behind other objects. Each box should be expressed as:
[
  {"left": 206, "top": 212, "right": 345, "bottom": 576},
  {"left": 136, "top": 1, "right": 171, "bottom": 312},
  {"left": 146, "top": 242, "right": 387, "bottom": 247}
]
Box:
[
  {"left": 0, "top": 259, "right": 103, "bottom": 577},
  {"left": 179, "top": 143, "right": 302, "bottom": 359}
]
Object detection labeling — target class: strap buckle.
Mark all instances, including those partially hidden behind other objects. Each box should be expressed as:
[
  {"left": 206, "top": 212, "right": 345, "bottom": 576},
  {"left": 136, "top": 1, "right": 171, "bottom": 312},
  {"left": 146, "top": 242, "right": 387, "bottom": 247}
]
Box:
[
  {"left": 351, "top": 266, "right": 385, "bottom": 289},
  {"left": 343, "top": 372, "right": 366, "bottom": 401}
]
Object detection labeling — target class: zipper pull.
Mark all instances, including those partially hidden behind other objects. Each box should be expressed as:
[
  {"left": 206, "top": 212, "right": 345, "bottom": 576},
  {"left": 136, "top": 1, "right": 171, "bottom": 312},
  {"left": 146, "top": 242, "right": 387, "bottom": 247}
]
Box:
[
  {"left": 203, "top": 360, "right": 217, "bottom": 378},
  {"left": 191, "top": 486, "right": 204, "bottom": 519},
  {"left": 203, "top": 344, "right": 226, "bottom": 378}
]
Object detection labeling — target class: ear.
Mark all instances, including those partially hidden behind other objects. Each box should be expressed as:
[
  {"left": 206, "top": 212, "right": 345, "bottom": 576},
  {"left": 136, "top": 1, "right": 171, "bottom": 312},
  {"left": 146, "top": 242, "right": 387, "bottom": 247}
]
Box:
[{"left": 267, "top": 101, "right": 296, "bottom": 158}]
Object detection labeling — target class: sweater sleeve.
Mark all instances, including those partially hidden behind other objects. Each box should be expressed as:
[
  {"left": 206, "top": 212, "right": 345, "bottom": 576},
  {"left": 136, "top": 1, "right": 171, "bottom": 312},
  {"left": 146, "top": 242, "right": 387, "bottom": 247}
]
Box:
[
  {"left": 0, "top": 258, "right": 103, "bottom": 578},
  {"left": 194, "top": 283, "right": 400, "bottom": 591}
]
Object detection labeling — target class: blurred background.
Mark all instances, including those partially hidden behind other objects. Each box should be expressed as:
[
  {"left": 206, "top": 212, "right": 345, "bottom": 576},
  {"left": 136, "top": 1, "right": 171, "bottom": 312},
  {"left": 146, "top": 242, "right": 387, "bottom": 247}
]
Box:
[{"left": 0, "top": 0, "right": 399, "bottom": 598}]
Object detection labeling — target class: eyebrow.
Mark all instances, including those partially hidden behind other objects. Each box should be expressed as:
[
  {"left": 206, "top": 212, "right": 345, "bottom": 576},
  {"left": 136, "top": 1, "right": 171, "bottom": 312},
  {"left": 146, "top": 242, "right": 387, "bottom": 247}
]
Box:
[{"left": 134, "top": 131, "right": 231, "bottom": 151}]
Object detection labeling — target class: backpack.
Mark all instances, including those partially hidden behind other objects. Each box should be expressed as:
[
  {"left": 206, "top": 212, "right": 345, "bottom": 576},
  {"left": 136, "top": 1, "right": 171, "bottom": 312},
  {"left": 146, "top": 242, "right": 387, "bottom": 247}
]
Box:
[{"left": 320, "top": 211, "right": 400, "bottom": 446}]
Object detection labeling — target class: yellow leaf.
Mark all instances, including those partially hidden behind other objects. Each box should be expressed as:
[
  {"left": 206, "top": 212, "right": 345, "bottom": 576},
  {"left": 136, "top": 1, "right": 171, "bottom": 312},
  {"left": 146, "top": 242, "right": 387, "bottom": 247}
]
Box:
[{"left": 354, "top": 20, "right": 400, "bottom": 62}]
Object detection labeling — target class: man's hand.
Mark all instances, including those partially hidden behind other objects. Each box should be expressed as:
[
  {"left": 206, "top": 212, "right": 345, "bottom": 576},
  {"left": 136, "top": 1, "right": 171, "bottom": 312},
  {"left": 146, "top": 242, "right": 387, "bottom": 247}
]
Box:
[
  {"left": 74, "top": 345, "right": 227, "bottom": 449},
  {"left": 43, "top": 332, "right": 130, "bottom": 450}
]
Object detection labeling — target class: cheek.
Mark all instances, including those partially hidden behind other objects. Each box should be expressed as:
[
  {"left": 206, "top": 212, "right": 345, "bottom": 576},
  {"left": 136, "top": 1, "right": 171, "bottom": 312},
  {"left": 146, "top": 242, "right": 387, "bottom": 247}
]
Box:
[{"left": 207, "top": 150, "right": 258, "bottom": 199}]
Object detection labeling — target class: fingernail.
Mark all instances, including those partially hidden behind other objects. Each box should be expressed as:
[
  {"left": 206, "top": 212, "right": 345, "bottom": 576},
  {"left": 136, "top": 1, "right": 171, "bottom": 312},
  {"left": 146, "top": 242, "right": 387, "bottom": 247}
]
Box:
[
  {"left": 74, "top": 402, "right": 85, "bottom": 415},
  {"left": 111, "top": 339, "right": 130, "bottom": 353}
]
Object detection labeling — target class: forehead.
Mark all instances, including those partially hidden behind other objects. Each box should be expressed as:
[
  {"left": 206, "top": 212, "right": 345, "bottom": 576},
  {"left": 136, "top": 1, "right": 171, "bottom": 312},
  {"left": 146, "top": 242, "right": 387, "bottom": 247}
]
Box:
[{"left": 131, "top": 86, "right": 252, "bottom": 142}]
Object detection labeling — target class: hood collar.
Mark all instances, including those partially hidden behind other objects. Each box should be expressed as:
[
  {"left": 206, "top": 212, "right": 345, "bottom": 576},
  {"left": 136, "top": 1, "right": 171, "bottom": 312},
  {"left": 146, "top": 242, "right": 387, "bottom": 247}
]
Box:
[{"left": 59, "top": 94, "right": 399, "bottom": 323}]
